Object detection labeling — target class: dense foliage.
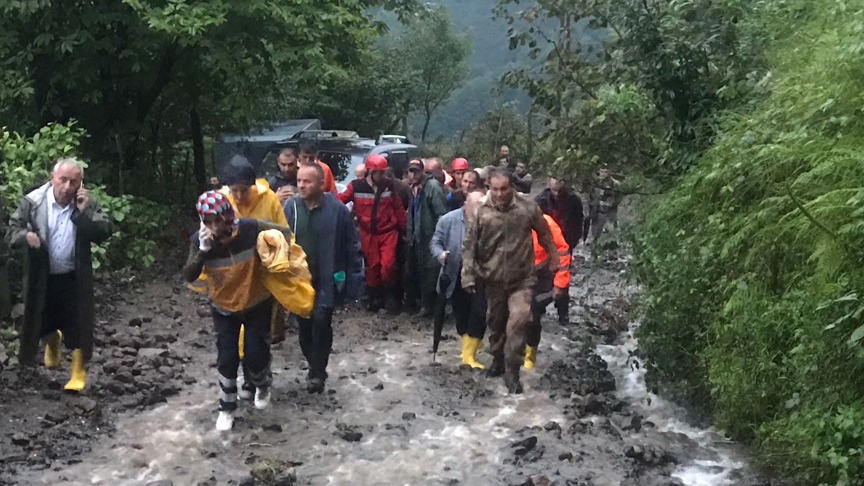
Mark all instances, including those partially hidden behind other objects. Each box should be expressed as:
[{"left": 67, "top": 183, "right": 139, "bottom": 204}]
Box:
[
  {"left": 0, "top": 0, "right": 418, "bottom": 196},
  {"left": 495, "top": 0, "right": 762, "bottom": 181},
  {"left": 1, "top": 123, "right": 167, "bottom": 269},
  {"left": 631, "top": 1, "right": 864, "bottom": 483}
]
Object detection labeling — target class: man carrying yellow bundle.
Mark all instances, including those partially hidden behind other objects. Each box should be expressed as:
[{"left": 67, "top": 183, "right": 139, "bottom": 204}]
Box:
[
  {"left": 218, "top": 155, "right": 289, "bottom": 400},
  {"left": 183, "top": 191, "right": 312, "bottom": 431}
]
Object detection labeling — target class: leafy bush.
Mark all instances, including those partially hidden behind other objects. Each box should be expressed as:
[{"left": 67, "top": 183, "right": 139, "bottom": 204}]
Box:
[
  {"left": 632, "top": 1, "right": 864, "bottom": 483},
  {"left": 1, "top": 122, "right": 168, "bottom": 269}
]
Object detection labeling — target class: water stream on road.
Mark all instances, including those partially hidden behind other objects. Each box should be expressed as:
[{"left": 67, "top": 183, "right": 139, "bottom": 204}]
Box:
[{"left": 19, "top": 258, "right": 761, "bottom": 486}]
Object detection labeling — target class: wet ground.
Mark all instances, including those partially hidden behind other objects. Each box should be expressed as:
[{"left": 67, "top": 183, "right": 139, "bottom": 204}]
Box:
[{"left": 0, "top": 250, "right": 788, "bottom": 486}]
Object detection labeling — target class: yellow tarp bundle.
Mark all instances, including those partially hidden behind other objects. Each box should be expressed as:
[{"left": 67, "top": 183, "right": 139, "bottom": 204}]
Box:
[{"left": 256, "top": 229, "right": 315, "bottom": 318}]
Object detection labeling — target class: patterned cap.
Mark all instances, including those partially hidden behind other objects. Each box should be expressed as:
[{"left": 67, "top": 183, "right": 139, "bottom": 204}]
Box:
[{"left": 196, "top": 191, "right": 237, "bottom": 227}]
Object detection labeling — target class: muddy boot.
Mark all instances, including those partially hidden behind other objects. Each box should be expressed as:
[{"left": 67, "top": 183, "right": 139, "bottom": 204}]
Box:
[
  {"left": 63, "top": 349, "right": 86, "bottom": 392},
  {"left": 486, "top": 356, "right": 505, "bottom": 377},
  {"left": 44, "top": 330, "right": 62, "bottom": 370},
  {"left": 523, "top": 345, "right": 537, "bottom": 370},
  {"left": 307, "top": 377, "right": 325, "bottom": 394},
  {"left": 503, "top": 366, "right": 523, "bottom": 394},
  {"left": 366, "top": 287, "right": 382, "bottom": 312},
  {"left": 460, "top": 336, "right": 485, "bottom": 369},
  {"left": 385, "top": 286, "right": 403, "bottom": 315}
]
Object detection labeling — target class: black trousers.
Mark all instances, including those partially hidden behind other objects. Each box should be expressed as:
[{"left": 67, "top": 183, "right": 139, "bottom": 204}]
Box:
[
  {"left": 527, "top": 272, "right": 555, "bottom": 348},
  {"left": 435, "top": 279, "right": 487, "bottom": 339},
  {"left": 214, "top": 299, "right": 273, "bottom": 412},
  {"left": 297, "top": 307, "right": 334, "bottom": 381},
  {"left": 41, "top": 272, "right": 79, "bottom": 349},
  {"left": 406, "top": 239, "right": 438, "bottom": 311}
]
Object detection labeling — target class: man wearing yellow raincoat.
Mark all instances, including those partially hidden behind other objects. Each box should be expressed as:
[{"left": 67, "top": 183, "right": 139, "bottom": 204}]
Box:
[
  {"left": 183, "top": 191, "right": 312, "bottom": 431},
  {"left": 217, "top": 155, "right": 289, "bottom": 400}
]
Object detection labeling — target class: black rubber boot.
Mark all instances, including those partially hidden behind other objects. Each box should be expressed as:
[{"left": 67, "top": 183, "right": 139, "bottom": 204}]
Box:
[
  {"left": 503, "top": 366, "right": 523, "bottom": 394},
  {"left": 366, "top": 287, "right": 382, "bottom": 312},
  {"left": 486, "top": 356, "right": 505, "bottom": 378}
]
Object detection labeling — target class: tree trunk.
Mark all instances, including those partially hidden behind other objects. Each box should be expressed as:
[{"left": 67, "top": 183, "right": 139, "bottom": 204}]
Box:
[
  {"left": 421, "top": 110, "right": 432, "bottom": 143},
  {"left": 190, "top": 107, "right": 206, "bottom": 195}
]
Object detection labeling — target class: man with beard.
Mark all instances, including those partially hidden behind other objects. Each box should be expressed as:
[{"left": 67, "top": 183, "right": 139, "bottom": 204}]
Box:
[
  {"left": 268, "top": 146, "right": 300, "bottom": 204},
  {"left": 461, "top": 168, "right": 556, "bottom": 394},
  {"left": 337, "top": 154, "right": 406, "bottom": 312}
]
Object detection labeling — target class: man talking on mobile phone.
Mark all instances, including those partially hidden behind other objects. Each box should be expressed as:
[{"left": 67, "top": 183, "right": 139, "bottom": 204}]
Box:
[{"left": 6, "top": 157, "right": 111, "bottom": 391}]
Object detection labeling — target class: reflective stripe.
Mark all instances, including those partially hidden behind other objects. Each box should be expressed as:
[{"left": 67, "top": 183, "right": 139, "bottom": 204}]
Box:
[
  {"left": 211, "top": 292, "right": 272, "bottom": 317},
  {"left": 354, "top": 193, "right": 376, "bottom": 199},
  {"left": 218, "top": 374, "right": 236, "bottom": 389},
  {"left": 205, "top": 247, "right": 256, "bottom": 270},
  {"left": 219, "top": 391, "right": 238, "bottom": 403},
  {"left": 534, "top": 257, "right": 549, "bottom": 270},
  {"left": 380, "top": 191, "right": 392, "bottom": 197},
  {"left": 534, "top": 291, "right": 553, "bottom": 303}
]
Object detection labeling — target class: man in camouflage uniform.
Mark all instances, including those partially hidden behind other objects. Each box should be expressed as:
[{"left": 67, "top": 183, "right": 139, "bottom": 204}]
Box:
[{"left": 461, "top": 168, "right": 557, "bottom": 394}]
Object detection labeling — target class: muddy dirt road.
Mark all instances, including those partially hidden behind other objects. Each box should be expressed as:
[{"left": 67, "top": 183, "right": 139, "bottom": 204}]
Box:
[{"left": 1, "top": 251, "right": 784, "bottom": 486}]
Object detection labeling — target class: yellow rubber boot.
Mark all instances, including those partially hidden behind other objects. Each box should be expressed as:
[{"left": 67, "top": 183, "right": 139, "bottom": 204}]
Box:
[
  {"left": 524, "top": 345, "right": 537, "bottom": 370},
  {"left": 461, "top": 337, "right": 485, "bottom": 369},
  {"left": 64, "top": 349, "right": 86, "bottom": 392},
  {"left": 238, "top": 325, "right": 245, "bottom": 360},
  {"left": 458, "top": 334, "right": 468, "bottom": 359},
  {"left": 44, "top": 330, "right": 62, "bottom": 369}
]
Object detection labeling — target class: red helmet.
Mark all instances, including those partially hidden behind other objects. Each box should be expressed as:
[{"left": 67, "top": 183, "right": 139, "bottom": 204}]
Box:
[
  {"left": 366, "top": 154, "right": 388, "bottom": 171},
  {"left": 451, "top": 158, "right": 469, "bottom": 171}
]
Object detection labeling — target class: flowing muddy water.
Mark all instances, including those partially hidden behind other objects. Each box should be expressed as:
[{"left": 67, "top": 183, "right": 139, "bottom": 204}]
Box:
[{"left": 16, "top": 254, "right": 767, "bottom": 486}]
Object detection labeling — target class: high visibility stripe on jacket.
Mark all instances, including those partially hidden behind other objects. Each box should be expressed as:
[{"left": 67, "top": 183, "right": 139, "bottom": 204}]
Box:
[
  {"left": 336, "top": 178, "right": 406, "bottom": 235},
  {"left": 533, "top": 214, "right": 571, "bottom": 288}
]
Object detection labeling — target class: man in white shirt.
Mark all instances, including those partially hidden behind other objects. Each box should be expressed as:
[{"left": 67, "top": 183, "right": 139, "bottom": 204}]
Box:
[{"left": 6, "top": 158, "right": 111, "bottom": 391}]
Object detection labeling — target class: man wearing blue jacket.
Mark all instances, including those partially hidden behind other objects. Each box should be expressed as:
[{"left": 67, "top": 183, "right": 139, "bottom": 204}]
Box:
[{"left": 283, "top": 163, "right": 364, "bottom": 393}]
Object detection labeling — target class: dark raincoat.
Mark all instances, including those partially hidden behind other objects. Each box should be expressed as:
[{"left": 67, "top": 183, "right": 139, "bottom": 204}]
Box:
[{"left": 6, "top": 183, "right": 111, "bottom": 365}]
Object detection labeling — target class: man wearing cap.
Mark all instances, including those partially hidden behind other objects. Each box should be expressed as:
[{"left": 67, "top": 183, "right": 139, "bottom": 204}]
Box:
[
  {"left": 337, "top": 154, "right": 406, "bottom": 312},
  {"left": 183, "top": 191, "right": 289, "bottom": 430},
  {"left": 406, "top": 159, "right": 448, "bottom": 317}
]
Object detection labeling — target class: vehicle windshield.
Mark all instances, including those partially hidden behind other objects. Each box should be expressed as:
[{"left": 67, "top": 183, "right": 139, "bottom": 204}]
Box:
[
  {"left": 259, "top": 149, "right": 363, "bottom": 185},
  {"left": 319, "top": 151, "right": 365, "bottom": 183}
]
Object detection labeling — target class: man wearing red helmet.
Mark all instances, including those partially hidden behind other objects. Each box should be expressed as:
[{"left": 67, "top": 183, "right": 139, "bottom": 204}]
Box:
[
  {"left": 337, "top": 154, "right": 407, "bottom": 311},
  {"left": 446, "top": 158, "right": 471, "bottom": 211}
]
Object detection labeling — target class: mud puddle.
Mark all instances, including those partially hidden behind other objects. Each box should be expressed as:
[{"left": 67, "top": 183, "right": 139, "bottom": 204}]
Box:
[{"left": 9, "top": 252, "right": 780, "bottom": 486}]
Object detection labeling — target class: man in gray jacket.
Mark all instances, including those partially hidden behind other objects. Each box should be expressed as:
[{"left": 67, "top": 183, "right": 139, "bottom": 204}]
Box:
[
  {"left": 6, "top": 158, "right": 111, "bottom": 391},
  {"left": 430, "top": 191, "right": 486, "bottom": 368}
]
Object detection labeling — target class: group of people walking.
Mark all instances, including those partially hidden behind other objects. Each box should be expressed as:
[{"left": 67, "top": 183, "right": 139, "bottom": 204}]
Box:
[{"left": 1, "top": 143, "right": 623, "bottom": 431}]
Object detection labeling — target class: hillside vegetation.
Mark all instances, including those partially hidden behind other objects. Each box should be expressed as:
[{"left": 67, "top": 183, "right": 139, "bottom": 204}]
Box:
[{"left": 632, "top": 1, "right": 864, "bottom": 483}]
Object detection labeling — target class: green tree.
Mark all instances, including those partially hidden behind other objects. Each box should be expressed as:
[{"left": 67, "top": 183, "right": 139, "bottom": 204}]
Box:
[
  {"left": 495, "top": 0, "right": 763, "bottom": 182},
  {"left": 0, "top": 0, "right": 418, "bottom": 197},
  {"left": 397, "top": 5, "right": 471, "bottom": 142}
]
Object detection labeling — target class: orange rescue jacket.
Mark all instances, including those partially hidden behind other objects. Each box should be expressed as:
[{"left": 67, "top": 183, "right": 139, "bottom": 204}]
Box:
[{"left": 533, "top": 214, "right": 571, "bottom": 288}]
